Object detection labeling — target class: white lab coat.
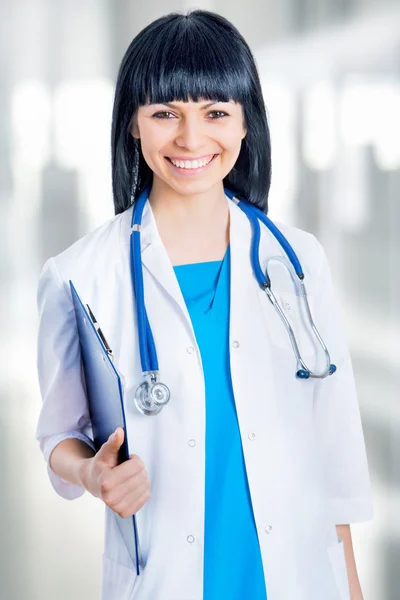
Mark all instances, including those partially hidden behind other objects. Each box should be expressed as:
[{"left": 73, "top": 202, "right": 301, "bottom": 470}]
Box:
[{"left": 36, "top": 192, "right": 373, "bottom": 600}]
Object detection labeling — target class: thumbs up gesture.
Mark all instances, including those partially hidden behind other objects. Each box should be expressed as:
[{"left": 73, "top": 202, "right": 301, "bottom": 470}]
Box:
[{"left": 81, "top": 427, "right": 151, "bottom": 518}]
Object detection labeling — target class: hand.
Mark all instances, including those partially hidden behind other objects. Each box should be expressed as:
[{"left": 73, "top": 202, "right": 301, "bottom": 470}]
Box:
[{"left": 81, "top": 427, "right": 151, "bottom": 518}]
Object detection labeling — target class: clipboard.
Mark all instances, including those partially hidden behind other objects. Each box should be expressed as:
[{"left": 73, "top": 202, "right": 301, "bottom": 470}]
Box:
[{"left": 69, "top": 280, "right": 141, "bottom": 575}]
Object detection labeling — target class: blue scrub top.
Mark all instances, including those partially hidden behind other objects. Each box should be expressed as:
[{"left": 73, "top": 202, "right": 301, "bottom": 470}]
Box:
[{"left": 173, "top": 244, "right": 268, "bottom": 600}]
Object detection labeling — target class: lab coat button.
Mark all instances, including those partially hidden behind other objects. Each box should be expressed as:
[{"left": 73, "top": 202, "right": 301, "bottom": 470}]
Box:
[
  {"left": 248, "top": 432, "right": 256, "bottom": 440},
  {"left": 187, "top": 535, "right": 195, "bottom": 543},
  {"left": 187, "top": 346, "right": 195, "bottom": 354},
  {"left": 284, "top": 302, "right": 291, "bottom": 311},
  {"left": 188, "top": 439, "right": 196, "bottom": 447},
  {"left": 232, "top": 340, "right": 240, "bottom": 349},
  {"left": 265, "top": 525, "right": 273, "bottom": 534}
]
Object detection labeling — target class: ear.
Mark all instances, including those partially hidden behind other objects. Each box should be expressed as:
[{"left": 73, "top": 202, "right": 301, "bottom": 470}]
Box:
[{"left": 130, "top": 114, "right": 140, "bottom": 140}]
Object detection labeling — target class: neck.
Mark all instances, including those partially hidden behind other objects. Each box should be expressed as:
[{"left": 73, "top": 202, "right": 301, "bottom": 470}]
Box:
[
  {"left": 148, "top": 177, "right": 227, "bottom": 227},
  {"left": 148, "top": 177, "right": 230, "bottom": 265}
]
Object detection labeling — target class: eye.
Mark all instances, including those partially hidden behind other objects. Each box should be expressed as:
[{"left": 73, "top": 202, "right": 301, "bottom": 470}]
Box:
[
  {"left": 208, "top": 111, "right": 229, "bottom": 120},
  {"left": 152, "top": 111, "right": 175, "bottom": 119}
]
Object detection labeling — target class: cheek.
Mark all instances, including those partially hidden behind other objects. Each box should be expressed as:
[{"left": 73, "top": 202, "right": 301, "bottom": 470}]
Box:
[
  {"left": 219, "top": 137, "right": 243, "bottom": 165},
  {"left": 140, "top": 139, "right": 169, "bottom": 171},
  {"left": 219, "top": 124, "right": 245, "bottom": 151},
  {"left": 138, "top": 120, "right": 170, "bottom": 154}
]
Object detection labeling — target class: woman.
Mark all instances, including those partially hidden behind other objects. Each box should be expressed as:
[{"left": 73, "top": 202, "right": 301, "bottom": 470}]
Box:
[{"left": 35, "top": 9, "right": 373, "bottom": 600}]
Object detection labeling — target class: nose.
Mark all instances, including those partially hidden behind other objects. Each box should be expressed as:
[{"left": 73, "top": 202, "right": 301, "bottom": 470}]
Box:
[{"left": 174, "top": 115, "right": 208, "bottom": 151}]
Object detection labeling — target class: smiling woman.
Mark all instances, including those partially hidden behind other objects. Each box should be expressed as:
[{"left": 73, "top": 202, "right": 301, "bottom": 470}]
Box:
[{"left": 35, "top": 8, "right": 373, "bottom": 600}]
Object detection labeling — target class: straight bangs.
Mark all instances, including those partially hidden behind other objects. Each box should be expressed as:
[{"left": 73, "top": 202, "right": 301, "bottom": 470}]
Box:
[
  {"left": 111, "top": 10, "right": 271, "bottom": 215},
  {"left": 131, "top": 18, "right": 252, "bottom": 108}
]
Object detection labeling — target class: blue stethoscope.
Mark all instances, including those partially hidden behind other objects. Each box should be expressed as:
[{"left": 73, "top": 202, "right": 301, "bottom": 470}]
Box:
[{"left": 130, "top": 184, "right": 337, "bottom": 416}]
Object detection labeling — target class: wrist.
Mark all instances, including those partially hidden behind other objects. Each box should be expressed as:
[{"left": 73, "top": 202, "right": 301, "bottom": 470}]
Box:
[{"left": 77, "top": 456, "right": 92, "bottom": 490}]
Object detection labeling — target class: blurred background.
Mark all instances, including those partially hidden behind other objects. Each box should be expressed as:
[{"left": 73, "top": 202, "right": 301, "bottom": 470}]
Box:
[{"left": 1, "top": 1, "right": 399, "bottom": 598}]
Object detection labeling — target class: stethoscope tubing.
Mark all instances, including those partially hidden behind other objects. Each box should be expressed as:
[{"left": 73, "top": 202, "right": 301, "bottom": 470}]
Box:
[
  {"left": 130, "top": 186, "right": 158, "bottom": 373},
  {"left": 223, "top": 190, "right": 336, "bottom": 379},
  {"left": 130, "top": 184, "right": 336, "bottom": 397}
]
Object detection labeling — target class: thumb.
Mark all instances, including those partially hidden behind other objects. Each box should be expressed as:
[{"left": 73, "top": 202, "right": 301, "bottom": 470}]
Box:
[{"left": 98, "top": 427, "right": 124, "bottom": 467}]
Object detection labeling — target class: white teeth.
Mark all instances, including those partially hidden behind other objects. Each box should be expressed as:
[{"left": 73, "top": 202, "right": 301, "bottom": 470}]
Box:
[{"left": 169, "top": 155, "right": 214, "bottom": 169}]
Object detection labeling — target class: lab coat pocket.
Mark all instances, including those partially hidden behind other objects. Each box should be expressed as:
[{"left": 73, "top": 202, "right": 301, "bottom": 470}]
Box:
[
  {"left": 101, "top": 553, "right": 138, "bottom": 600},
  {"left": 326, "top": 538, "right": 351, "bottom": 600}
]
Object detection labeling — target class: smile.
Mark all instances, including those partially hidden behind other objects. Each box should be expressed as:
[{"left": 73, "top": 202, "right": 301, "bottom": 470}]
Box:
[{"left": 165, "top": 154, "right": 218, "bottom": 173}]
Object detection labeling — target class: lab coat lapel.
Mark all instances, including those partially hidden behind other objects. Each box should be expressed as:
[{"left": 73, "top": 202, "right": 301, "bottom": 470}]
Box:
[
  {"left": 138, "top": 201, "right": 192, "bottom": 325},
  {"left": 227, "top": 197, "right": 254, "bottom": 321}
]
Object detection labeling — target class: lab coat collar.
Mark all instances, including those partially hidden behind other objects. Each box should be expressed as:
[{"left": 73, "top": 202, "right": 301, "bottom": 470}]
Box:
[{"left": 119, "top": 191, "right": 254, "bottom": 325}]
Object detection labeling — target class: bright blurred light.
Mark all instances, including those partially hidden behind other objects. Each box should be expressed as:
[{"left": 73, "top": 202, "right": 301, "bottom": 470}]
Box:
[
  {"left": 11, "top": 80, "right": 51, "bottom": 168},
  {"left": 302, "top": 81, "right": 336, "bottom": 171},
  {"left": 373, "top": 81, "right": 400, "bottom": 171},
  {"left": 262, "top": 80, "right": 297, "bottom": 222},
  {"left": 340, "top": 80, "right": 378, "bottom": 146},
  {"left": 331, "top": 146, "right": 369, "bottom": 234},
  {"left": 54, "top": 79, "right": 114, "bottom": 170},
  {"left": 53, "top": 79, "right": 115, "bottom": 226},
  {"left": 340, "top": 76, "right": 400, "bottom": 170}
]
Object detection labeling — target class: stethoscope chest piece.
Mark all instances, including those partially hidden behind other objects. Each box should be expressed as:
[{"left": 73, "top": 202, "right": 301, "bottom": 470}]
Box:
[{"left": 134, "top": 370, "right": 171, "bottom": 416}]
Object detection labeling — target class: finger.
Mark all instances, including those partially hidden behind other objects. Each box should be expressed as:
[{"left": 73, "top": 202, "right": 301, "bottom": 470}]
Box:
[
  {"left": 97, "top": 428, "right": 125, "bottom": 467},
  {"left": 105, "top": 456, "right": 147, "bottom": 489},
  {"left": 112, "top": 484, "right": 152, "bottom": 518},
  {"left": 103, "top": 465, "right": 149, "bottom": 503}
]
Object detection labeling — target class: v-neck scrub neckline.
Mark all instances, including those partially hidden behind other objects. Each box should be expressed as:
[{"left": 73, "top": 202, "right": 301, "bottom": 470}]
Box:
[
  {"left": 173, "top": 244, "right": 268, "bottom": 600},
  {"left": 173, "top": 246, "right": 229, "bottom": 318}
]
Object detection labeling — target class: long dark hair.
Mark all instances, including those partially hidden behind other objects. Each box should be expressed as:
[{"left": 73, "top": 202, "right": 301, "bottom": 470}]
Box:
[{"left": 111, "top": 9, "right": 272, "bottom": 215}]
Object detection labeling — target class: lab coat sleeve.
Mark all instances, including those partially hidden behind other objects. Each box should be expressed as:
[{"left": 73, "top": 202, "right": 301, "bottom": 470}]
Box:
[
  {"left": 311, "top": 237, "right": 374, "bottom": 524},
  {"left": 35, "top": 257, "right": 96, "bottom": 500}
]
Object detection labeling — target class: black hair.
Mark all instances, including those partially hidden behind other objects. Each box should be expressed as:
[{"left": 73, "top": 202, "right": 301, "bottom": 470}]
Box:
[{"left": 111, "top": 9, "right": 271, "bottom": 215}]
